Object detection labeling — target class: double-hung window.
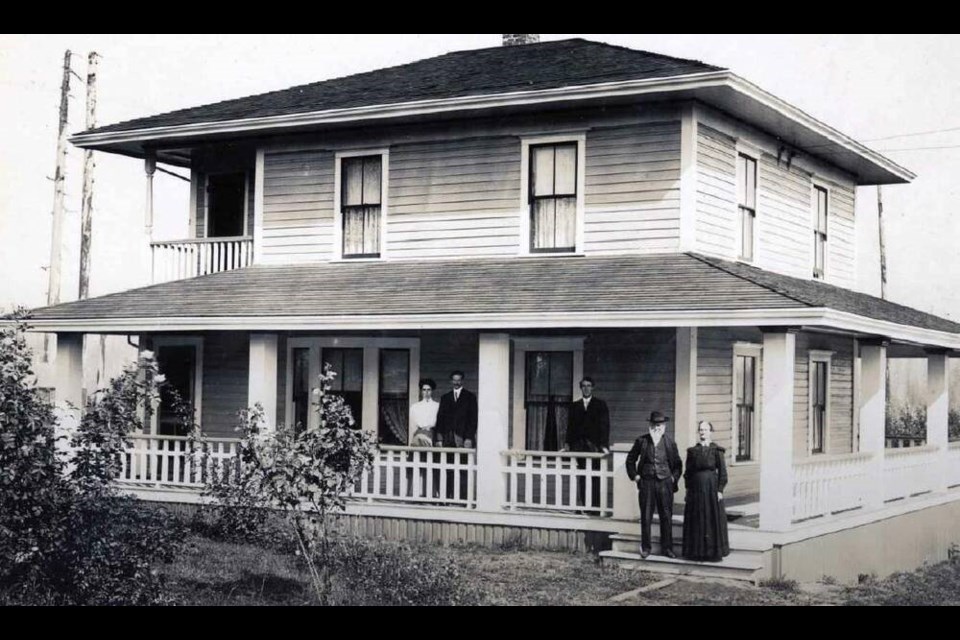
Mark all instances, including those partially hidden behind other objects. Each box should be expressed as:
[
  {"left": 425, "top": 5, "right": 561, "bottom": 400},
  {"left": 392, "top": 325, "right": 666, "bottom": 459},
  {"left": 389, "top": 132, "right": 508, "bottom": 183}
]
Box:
[
  {"left": 813, "top": 185, "right": 828, "bottom": 279},
  {"left": 528, "top": 141, "right": 579, "bottom": 253},
  {"left": 339, "top": 154, "right": 384, "bottom": 259},
  {"left": 737, "top": 153, "right": 757, "bottom": 261},
  {"left": 810, "top": 351, "right": 832, "bottom": 455},
  {"left": 732, "top": 343, "right": 761, "bottom": 463}
]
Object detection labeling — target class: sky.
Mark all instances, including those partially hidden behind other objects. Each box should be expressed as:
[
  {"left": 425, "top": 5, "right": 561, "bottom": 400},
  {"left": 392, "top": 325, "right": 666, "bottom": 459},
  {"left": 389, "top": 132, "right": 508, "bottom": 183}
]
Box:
[{"left": 1, "top": 34, "right": 959, "bottom": 321}]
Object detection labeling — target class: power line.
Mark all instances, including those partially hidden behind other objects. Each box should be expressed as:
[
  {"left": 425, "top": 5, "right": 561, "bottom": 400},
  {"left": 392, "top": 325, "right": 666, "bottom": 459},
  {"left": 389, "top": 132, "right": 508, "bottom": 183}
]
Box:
[
  {"left": 875, "top": 145, "right": 960, "bottom": 152},
  {"left": 865, "top": 125, "right": 960, "bottom": 143}
]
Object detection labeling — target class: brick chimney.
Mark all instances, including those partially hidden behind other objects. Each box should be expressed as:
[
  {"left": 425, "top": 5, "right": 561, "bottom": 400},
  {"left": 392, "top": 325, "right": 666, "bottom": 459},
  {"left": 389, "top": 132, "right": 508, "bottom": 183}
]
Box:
[{"left": 502, "top": 34, "right": 540, "bottom": 46}]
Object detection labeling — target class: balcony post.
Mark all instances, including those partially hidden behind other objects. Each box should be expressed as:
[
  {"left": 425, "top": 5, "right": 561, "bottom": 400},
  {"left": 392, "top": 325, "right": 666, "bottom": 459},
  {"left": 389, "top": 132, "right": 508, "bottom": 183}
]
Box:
[{"left": 144, "top": 153, "right": 156, "bottom": 237}]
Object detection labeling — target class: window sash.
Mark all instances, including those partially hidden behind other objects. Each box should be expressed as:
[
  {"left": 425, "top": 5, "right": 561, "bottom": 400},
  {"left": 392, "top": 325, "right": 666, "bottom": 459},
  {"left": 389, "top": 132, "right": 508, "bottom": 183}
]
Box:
[
  {"left": 739, "top": 206, "right": 755, "bottom": 261},
  {"left": 524, "top": 351, "right": 574, "bottom": 451},
  {"left": 341, "top": 156, "right": 382, "bottom": 258},
  {"left": 292, "top": 347, "right": 311, "bottom": 433},
  {"left": 321, "top": 347, "right": 364, "bottom": 426},
  {"left": 529, "top": 142, "right": 578, "bottom": 253},
  {"left": 378, "top": 349, "right": 410, "bottom": 445},
  {"left": 735, "top": 354, "right": 757, "bottom": 462},
  {"left": 811, "top": 361, "right": 828, "bottom": 454}
]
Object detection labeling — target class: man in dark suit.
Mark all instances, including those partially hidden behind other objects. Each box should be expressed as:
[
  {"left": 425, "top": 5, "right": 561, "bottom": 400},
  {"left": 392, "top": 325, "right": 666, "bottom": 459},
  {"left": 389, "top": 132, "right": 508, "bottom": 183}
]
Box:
[
  {"left": 433, "top": 370, "right": 477, "bottom": 500},
  {"left": 626, "top": 411, "right": 683, "bottom": 559},
  {"left": 562, "top": 377, "right": 610, "bottom": 510}
]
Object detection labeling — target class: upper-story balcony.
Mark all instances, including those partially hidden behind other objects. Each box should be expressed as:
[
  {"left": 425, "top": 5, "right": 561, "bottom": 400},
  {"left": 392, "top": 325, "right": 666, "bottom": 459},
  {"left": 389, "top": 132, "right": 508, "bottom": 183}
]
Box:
[{"left": 151, "top": 236, "right": 254, "bottom": 284}]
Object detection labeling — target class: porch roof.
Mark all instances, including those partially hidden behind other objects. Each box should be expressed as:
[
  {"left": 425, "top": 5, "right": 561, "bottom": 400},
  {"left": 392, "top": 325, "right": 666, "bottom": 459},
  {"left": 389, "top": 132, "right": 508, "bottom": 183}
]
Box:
[{"left": 18, "top": 254, "right": 960, "bottom": 348}]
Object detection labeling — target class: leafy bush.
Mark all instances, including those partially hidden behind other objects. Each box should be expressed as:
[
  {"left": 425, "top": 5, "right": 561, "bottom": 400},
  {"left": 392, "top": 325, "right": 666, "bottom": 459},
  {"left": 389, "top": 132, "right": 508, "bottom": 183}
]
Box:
[
  {"left": 328, "top": 537, "right": 486, "bottom": 605},
  {"left": 202, "top": 364, "right": 376, "bottom": 603},
  {"left": 759, "top": 576, "right": 799, "bottom": 592},
  {"left": 0, "top": 316, "right": 187, "bottom": 604},
  {"left": 886, "top": 403, "right": 927, "bottom": 439}
]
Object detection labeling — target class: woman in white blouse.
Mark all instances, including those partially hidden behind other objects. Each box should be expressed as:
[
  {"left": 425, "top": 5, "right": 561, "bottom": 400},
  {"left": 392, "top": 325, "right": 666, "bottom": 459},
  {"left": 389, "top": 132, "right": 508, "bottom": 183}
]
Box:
[
  {"left": 408, "top": 379, "right": 439, "bottom": 498},
  {"left": 409, "top": 379, "right": 439, "bottom": 446}
]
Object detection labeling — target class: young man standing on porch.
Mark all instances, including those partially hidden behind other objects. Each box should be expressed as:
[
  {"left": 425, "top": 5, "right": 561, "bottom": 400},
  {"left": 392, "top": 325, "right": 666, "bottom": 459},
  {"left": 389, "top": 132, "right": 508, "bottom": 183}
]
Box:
[
  {"left": 562, "top": 377, "right": 610, "bottom": 511},
  {"left": 625, "top": 412, "right": 683, "bottom": 559},
  {"left": 434, "top": 371, "right": 478, "bottom": 500}
]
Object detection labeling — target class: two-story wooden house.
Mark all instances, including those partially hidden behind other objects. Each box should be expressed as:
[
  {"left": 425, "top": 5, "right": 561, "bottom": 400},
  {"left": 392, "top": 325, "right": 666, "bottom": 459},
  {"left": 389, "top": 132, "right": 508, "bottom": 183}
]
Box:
[{"left": 23, "top": 36, "right": 960, "bottom": 583}]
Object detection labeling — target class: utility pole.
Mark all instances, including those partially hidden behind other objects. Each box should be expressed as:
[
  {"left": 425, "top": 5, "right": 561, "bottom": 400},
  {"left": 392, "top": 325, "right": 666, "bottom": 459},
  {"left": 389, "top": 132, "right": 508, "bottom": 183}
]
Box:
[
  {"left": 78, "top": 52, "right": 98, "bottom": 300},
  {"left": 43, "top": 50, "right": 73, "bottom": 362},
  {"left": 877, "top": 185, "right": 887, "bottom": 300}
]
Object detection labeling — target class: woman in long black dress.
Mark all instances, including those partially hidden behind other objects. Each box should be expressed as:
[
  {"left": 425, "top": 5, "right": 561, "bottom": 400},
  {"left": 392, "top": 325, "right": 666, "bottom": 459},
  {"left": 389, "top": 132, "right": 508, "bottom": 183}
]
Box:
[{"left": 682, "top": 420, "right": 730, "bottom": 562}]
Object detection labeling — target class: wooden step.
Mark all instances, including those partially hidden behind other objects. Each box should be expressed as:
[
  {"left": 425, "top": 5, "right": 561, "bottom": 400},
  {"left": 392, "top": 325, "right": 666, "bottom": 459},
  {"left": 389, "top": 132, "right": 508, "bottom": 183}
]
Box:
[{"left": 600, "top": 549, "right": 764, "bottom": 583}]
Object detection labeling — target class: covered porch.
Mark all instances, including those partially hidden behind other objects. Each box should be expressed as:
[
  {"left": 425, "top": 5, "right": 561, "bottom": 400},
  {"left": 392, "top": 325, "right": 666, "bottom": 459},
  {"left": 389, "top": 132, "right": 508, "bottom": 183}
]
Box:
[{"left": 27, "top": 252, "right": 960, "bottom": 580}]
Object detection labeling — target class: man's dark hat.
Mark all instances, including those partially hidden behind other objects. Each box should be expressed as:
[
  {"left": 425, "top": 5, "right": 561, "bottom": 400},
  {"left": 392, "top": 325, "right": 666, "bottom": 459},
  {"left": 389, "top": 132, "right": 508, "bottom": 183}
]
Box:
[{"left": 648, "top": 411, "right": 670, "bottom": 424}]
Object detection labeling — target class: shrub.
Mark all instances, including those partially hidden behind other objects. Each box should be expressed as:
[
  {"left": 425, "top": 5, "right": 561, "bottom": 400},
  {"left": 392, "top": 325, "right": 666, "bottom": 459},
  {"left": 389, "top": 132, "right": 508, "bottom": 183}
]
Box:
[
  {"left": 0, "top": 316, "right": 187, "bottom": 604},
  {"left": 202, "top": 364, "right": 376, "bottom": 604},
  {"left": 886, "top": 403, "right": 926, "bottom": 439},
  {"left": 759, "top": 576, "right": 799, "bottom": 592},
  {"left": 328, "top": 537, "right": 486, "bottom": 605}
]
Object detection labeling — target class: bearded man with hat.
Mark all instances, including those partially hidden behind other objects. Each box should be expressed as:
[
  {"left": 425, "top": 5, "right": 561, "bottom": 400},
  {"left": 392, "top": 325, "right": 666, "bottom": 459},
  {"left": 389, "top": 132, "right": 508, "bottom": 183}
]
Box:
[{"left": 625, "top": 411, "right": 683, "bottom": 558}]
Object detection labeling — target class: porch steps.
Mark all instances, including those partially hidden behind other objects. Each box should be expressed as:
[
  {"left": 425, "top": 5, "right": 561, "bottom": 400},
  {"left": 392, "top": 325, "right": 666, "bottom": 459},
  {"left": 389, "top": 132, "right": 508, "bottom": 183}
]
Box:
[
  {"left": 725, "top": 501, "right": 760, "bottom": 518},
  {"left": 600, "top": 548, "right": 764, "bottom": 584},
  {"left": 601, "top": 533, "right": 766, "bottom": 583}
]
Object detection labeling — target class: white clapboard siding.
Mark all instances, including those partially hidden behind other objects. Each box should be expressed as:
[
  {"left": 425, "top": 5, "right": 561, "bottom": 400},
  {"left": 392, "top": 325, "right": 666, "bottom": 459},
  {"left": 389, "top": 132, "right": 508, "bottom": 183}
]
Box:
[
  {"left": 825, "top": 181, "right": 856, "bottom": 289},
  {"left": 756, "top": 154, "right": 813, "bottom": 278},
  {"left": 696, "top": 327, "right": 765, "bottom": 498},
  {"left": 695, "top": 124, "right": 738, "bottom": 258},
  {"left": 261, "top": 150, "right": 335, "bottom": 263},
  {"left": 386, "top": 137, "right": 521, "bottom": 259},
  {"left": 584, "top": 122, "right": 681, "bottom": 255}
]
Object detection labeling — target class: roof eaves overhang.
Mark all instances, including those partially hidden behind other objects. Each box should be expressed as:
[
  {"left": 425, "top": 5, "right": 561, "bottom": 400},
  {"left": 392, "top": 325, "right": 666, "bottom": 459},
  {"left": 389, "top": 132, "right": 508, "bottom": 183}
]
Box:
[
  {"left": 69, "top": 71, "right": 914, "bottom": 185},
  {"left": 15, "top": 307, "right": 960, "bottom": 350}
]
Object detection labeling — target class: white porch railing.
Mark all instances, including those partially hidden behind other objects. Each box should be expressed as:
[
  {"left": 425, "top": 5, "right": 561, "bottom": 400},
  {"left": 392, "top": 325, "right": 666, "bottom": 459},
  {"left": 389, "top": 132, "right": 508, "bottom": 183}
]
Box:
[
  {"left": 150, "top": 236, "right": 253, "bottom": 284},
  {"left": 349, "top": 446, "right": 476, "bottom": 509},
  {"left": 948, "top": 442, "right": 960, "bottom": 489},
  {"left": 883, "top": 445, "right": 940, "bottom": 502},
  {"left": 792, "top": 451, "right": 873, "bottom": 521},
  {"left": 502, "top": 450, "right": 613, "bottom": 517},
  {"left": 117, "top": 435, "right": 240, "bottom": 489}
]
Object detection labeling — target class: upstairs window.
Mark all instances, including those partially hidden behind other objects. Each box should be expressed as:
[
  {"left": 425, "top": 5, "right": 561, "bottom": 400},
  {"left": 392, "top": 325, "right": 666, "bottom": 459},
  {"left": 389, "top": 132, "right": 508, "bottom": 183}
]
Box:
[
  {"left": 813, "top": 186, "right": 828, "bottom": 279},
  {"left": 737, "top": 153, "right": 757, "bottom": 261},
  {"left": 340, "top": 154, "right": 383, "bottom": 258},
  {"left": 529, "top": 142, "right": 578, "bottom": 253}
]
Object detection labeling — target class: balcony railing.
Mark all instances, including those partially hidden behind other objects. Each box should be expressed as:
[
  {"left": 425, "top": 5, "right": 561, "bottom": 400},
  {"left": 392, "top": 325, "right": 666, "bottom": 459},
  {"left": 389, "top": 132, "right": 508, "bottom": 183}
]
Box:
[
  {"left": 151, "top": 236, "right": 253, "bottom": 284},
  {"left": 792, "top": 451, "right": 872, "bottom": 521},
  {"left": 502, "top": 450, "right": 614, "bottom": 517}
]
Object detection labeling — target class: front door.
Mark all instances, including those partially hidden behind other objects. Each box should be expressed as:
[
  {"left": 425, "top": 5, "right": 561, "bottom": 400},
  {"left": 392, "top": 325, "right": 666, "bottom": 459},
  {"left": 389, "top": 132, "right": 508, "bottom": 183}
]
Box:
[{"left": 156, "top": 345, "right": 197, "bottom": 436}]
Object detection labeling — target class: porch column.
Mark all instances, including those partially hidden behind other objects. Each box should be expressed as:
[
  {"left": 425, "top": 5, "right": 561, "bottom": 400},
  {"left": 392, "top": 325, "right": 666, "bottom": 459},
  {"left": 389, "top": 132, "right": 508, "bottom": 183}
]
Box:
[
  {"left": 926, "top": 350, "right": 950, "bottom": 493},
  {"left": 674, "top": 327, "right": 698, "bottom": 503},
  {"left": 248, "top": 333, "right": 278, "bottom": 432},
  {"left": 612, "top": 442, "right": 641, "bottom": 521},
  {"left": 476, "top": 333, "right": 510, "bottom": 512},
  {"left": 55, "top": 333, "right": 84, "bottom": 439},
  {"left": 759, "top": 328, "right": 797, "bottom": 531},
  {"left": 859, "top": 341, "right": 888, "bottom": 510},
  {"left": 144, "top": 153, "right": 156, "bottom": 236}
]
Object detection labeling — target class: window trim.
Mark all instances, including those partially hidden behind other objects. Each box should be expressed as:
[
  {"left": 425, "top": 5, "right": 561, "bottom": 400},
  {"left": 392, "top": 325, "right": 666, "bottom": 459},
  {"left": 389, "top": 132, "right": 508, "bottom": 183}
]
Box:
[
  {"left": 149, "top": 336, "right": 204, "bottom": 436},
  {"left": 510, "top": 336, "right": 585, "bottom": 449},
  {"left": 285, "top": 336, "right": 419, "bottom": 435},
  {"left": 203, "top": 170, "right": 250, "bottom": 239},
  {"left": 333, "top": 148, "right": 390, "bottom": 261},
  {"left": 808, "top": 349, "right": 833, "bottom": 455},
  {"left": 730, "top": 342, "right": 762, "bottom": 466},
  {"left": 735, "top": 147, "right": 759, "bottom": 264},
  {"left": 519, "top": 133, "right": 586, "bottom": 256},
  {"left": 812, "top": 181, "right": 830, "bottom": 280}
]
